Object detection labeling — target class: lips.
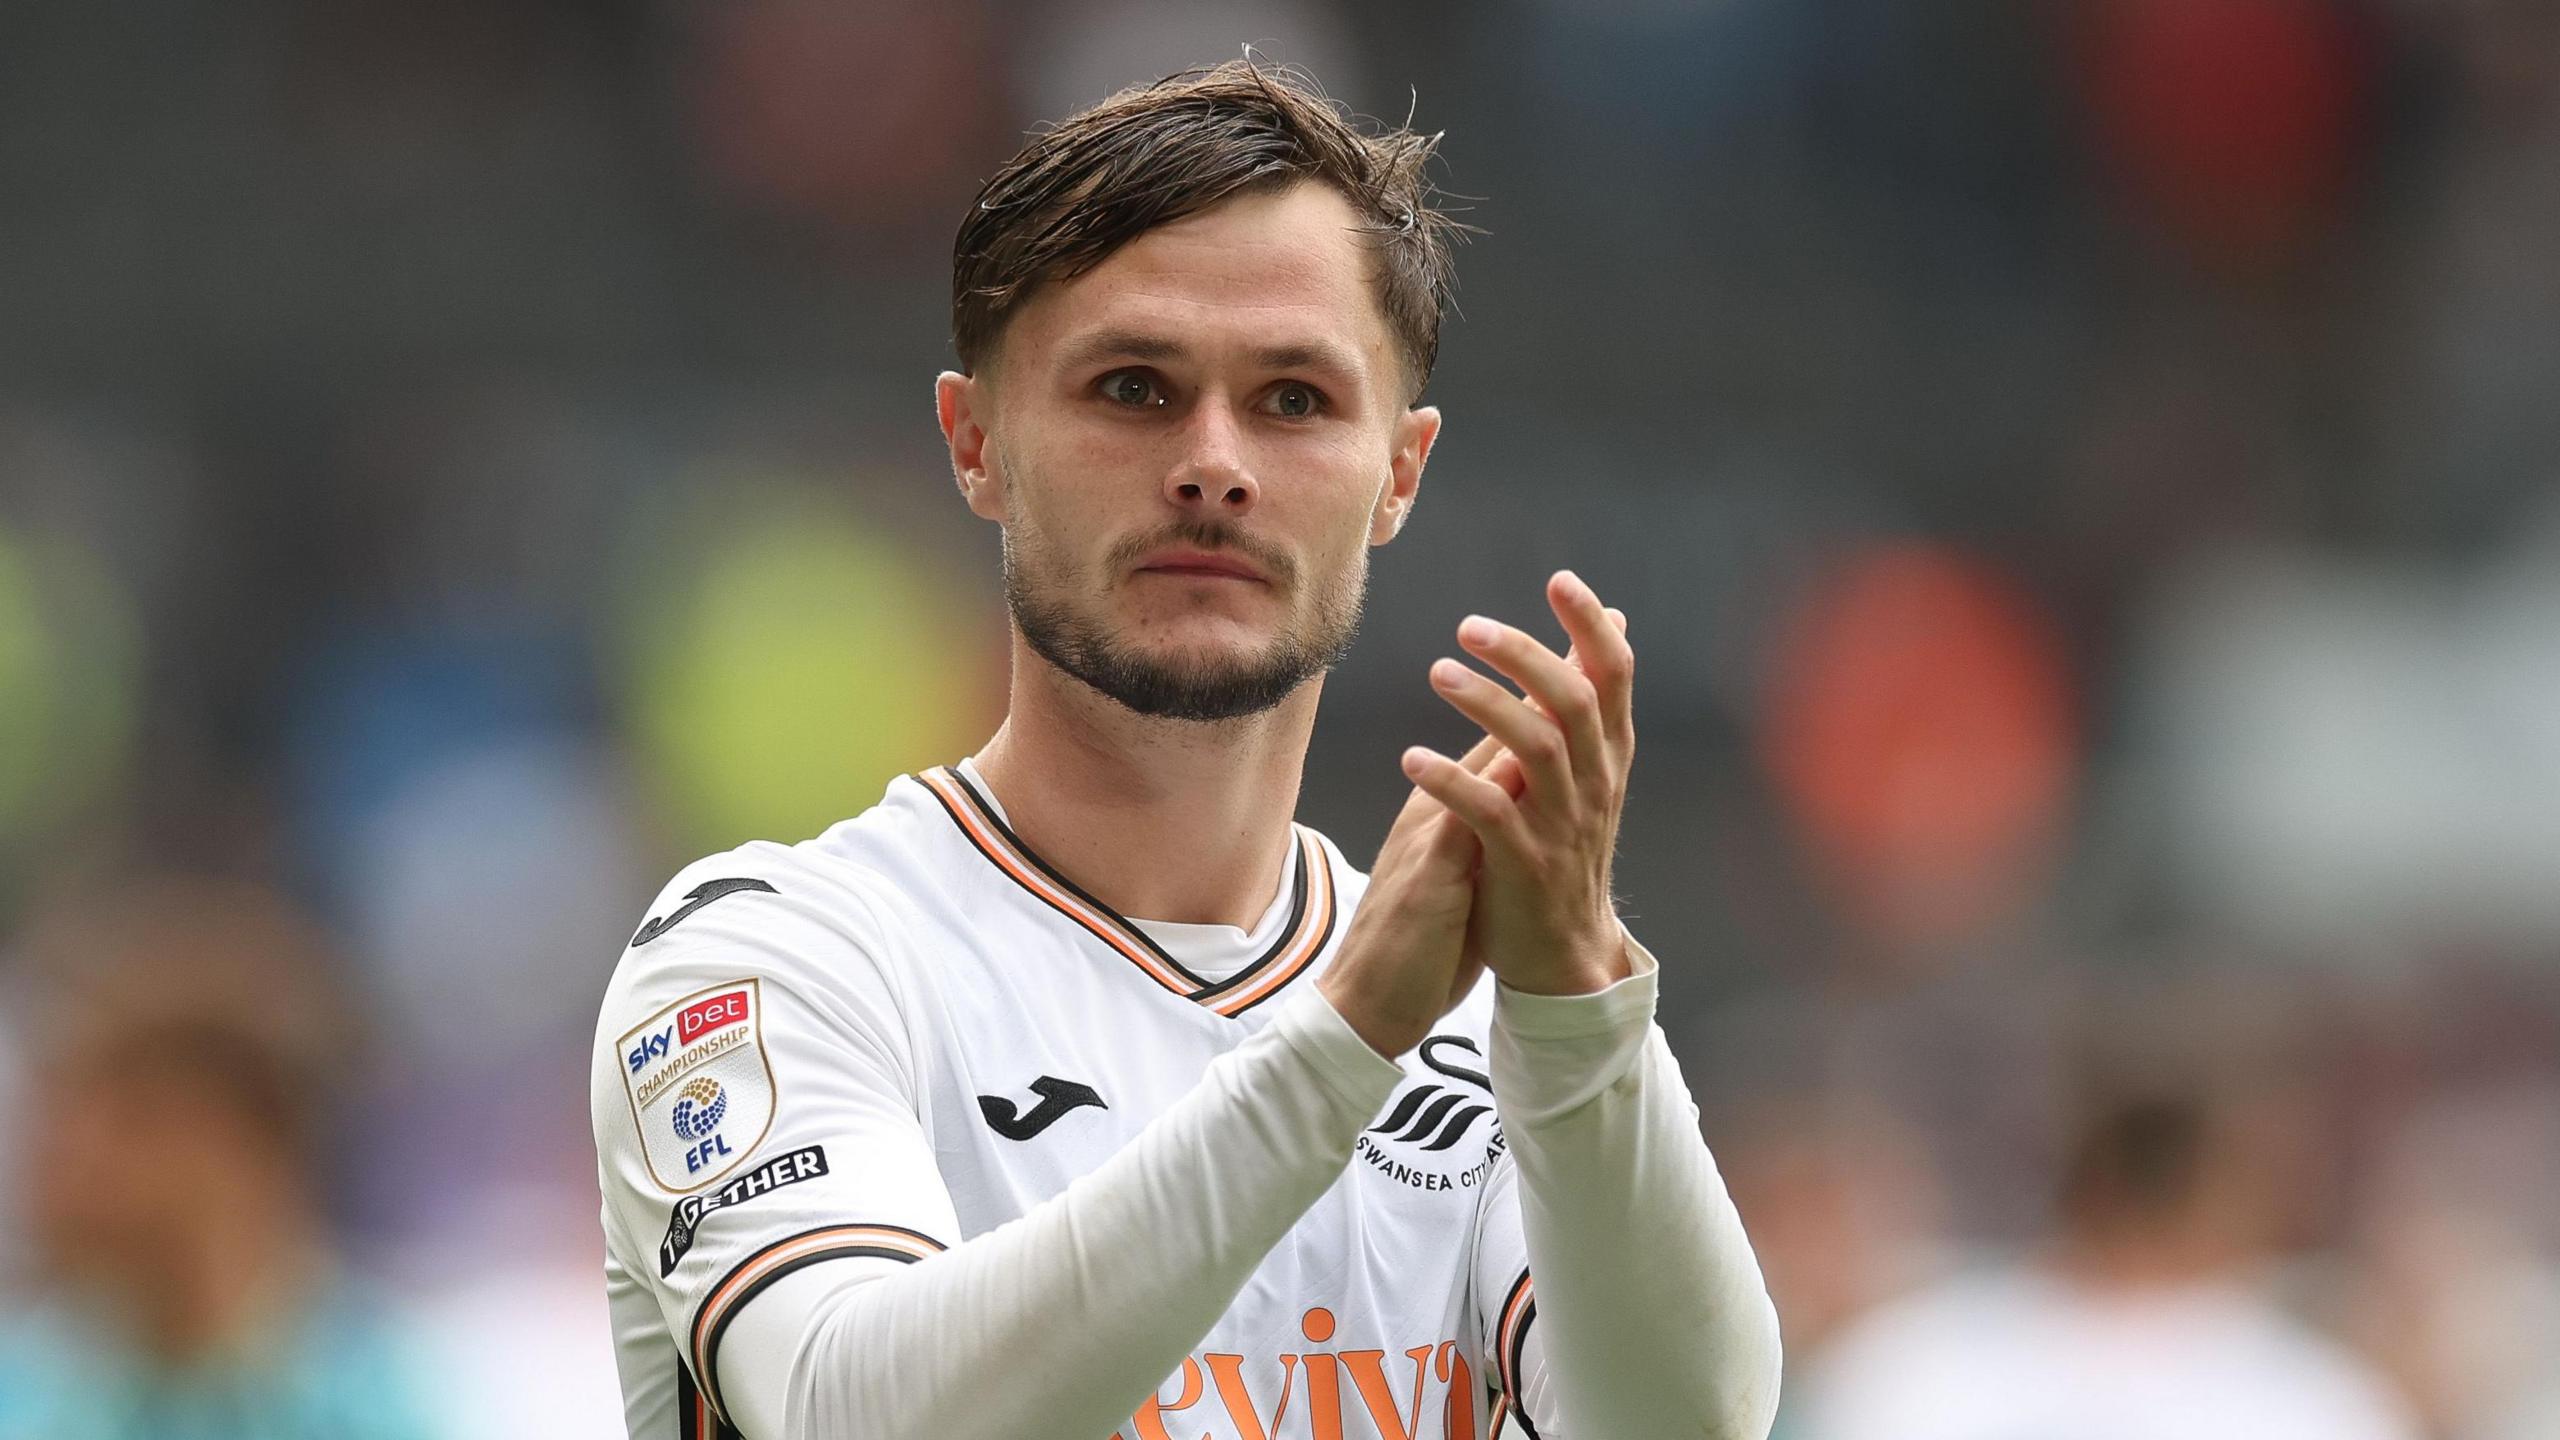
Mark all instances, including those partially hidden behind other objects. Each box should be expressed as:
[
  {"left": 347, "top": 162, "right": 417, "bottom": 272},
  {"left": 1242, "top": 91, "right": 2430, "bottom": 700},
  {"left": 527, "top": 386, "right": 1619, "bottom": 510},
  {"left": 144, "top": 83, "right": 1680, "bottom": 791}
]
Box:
[{"left": 1135, "top": 549, "right": 1268, "bottom": 583}]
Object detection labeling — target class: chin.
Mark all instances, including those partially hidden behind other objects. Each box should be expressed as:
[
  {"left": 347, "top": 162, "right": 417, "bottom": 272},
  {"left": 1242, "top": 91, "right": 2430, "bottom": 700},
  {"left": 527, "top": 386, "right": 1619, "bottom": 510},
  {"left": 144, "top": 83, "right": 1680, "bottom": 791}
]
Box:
[
  {"left": 1122, "top": 596, "right": 1280, "bottom": 647},
  {"left": 1123, "top": 627, "right": 1277, "bottom": 676}
]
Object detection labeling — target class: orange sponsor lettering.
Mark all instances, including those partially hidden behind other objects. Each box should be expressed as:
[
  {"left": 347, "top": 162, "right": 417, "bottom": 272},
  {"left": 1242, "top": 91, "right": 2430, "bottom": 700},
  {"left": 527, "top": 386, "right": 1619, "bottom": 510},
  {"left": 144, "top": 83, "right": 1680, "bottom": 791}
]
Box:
[
  {"left": 1436, "top": 1342, "right": 1477, "bottom": 1438},
  {"left": 1344, "top": 1344, "right": 1439, "bottom": 1440},
  {"left": 1301, "top": 1308, "right": 1344, "bottom": 1440},
  {"left": 1123, "top": 1313, "right": 1481, "bottom": 1440},
  {"left": 1132, "top": 1357, "right": 1206, "bottom": 1440},
  {"left": 1206, "top": 1352, "right": 1298, "bottom": 1440}
]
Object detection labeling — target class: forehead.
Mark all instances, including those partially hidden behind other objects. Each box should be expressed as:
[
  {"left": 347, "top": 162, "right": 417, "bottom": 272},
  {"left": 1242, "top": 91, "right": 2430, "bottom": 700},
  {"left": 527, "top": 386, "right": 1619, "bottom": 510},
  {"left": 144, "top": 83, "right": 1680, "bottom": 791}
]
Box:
[{"left": 998, "top": 182, "right": 1399, "bottom": 381}]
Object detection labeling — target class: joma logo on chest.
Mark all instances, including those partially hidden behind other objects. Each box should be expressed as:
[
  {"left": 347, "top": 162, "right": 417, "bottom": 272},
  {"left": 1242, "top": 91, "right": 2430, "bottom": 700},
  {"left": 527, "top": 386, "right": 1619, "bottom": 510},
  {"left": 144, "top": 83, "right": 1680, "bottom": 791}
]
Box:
[{"left": 977, "top": 1075, "right": 1107, "bottom": 1140}]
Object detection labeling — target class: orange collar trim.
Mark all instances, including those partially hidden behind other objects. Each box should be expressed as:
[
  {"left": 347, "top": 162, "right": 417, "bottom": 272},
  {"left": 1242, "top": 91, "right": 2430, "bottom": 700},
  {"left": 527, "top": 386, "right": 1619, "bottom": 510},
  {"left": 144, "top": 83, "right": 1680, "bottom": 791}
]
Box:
[{"left": 917, "top": 766, "right": 1334, "bottom": 1017}]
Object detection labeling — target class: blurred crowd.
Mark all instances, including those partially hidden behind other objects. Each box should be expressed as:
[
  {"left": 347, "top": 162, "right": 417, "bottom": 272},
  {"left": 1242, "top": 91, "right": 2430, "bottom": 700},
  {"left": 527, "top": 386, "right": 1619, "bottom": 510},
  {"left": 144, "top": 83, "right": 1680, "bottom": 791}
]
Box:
[{"left": 2, "top": 0, "right": 2557, "bottom": 1435}]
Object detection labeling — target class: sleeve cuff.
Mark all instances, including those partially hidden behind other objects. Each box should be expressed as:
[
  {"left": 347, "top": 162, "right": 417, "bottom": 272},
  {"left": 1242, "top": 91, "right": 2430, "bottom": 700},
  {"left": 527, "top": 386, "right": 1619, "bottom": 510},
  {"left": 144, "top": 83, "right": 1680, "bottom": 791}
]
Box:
[
  {"left": 1489, "top": 930, "right": 1664, "bottom": 1125},
  {"left": 1275, "top": 983, "right": 1411, "bottom": 1116},
  {"left": 1492, "top": 928, "right": 1660, "bottom": 1040}
]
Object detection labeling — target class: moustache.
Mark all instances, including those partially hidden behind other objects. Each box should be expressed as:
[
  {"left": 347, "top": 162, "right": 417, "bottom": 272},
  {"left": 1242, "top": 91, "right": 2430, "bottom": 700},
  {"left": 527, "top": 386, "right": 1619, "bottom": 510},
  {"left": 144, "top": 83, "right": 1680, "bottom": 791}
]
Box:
[{"left": 1108, "top": 521, "right": 1294, "bottom": 585}]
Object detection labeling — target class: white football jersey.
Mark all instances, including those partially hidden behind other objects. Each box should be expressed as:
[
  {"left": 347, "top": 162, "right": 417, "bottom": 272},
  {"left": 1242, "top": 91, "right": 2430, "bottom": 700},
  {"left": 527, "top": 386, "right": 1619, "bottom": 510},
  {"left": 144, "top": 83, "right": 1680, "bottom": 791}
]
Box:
[{"left": 592, "top": 763, "right": 1538, "bottom": 1440}]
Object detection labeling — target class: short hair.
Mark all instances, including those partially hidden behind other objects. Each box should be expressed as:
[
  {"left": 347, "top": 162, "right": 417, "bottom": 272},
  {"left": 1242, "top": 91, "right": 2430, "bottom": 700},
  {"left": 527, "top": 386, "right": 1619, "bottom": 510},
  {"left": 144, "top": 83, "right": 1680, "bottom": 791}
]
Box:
[{"left": 952, "top": 59, "right": 1464, "bottom": 400}]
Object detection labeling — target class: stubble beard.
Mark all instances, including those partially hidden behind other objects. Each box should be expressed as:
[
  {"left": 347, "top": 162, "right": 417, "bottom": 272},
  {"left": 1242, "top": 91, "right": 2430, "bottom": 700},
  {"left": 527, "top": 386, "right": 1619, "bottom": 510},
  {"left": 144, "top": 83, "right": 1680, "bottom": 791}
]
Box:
[{"left": 1004, "top": 514, "right": 1366, "bottom": 724}]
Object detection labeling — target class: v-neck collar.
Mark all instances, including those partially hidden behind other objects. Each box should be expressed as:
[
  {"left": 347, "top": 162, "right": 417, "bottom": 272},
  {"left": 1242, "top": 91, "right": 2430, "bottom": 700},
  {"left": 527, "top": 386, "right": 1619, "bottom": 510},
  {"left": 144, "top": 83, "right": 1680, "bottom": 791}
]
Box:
[{"left": 915, "top": 765, "right": 1336, "bottom": 1017}]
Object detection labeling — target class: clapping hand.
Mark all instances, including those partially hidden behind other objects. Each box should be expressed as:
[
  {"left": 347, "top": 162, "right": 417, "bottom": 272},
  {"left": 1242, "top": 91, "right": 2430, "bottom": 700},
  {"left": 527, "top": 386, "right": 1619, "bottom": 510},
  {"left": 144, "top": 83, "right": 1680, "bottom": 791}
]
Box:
[{"left": 1403, "top": 571, "right": 1635, "bottom": 997}]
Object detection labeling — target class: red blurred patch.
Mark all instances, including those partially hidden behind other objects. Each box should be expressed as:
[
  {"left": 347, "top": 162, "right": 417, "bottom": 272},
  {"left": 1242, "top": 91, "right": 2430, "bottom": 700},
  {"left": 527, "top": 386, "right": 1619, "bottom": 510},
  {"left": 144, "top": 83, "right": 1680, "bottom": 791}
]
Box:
[
  {"left": 687, "top": 0, "right": 994, "bottom": 233},
  {"left": 1761, "top": 543, "right": 2078, "bottom": 945},
  {"left": 2081, "top": 0, "right": 2370, "bottom": 274}
]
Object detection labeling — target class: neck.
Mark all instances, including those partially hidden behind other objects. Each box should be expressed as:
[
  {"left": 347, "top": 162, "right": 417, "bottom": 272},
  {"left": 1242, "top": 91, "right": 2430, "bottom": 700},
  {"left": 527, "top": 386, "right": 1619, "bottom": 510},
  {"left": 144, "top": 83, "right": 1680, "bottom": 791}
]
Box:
[{"left": 973, "top": 637, "right": 1315, "bottom": 927}]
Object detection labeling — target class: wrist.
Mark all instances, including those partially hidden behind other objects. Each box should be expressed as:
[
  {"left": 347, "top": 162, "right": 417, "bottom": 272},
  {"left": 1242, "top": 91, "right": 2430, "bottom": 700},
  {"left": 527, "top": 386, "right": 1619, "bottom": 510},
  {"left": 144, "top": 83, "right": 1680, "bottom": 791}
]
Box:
[
  {"left": 1315, "top": 968, "right": 1429, "bottom": 1058},
  {"left": 1495, "top": 930, "right": 1632, "bottom": 997}
]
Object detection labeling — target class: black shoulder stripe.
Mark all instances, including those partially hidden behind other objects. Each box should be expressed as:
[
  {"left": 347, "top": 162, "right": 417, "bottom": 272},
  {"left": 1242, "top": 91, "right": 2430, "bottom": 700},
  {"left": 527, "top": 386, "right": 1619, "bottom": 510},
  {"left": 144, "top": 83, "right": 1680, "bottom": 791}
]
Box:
[
  {"left": 1501, "top": 1268, "right": 1544, "bottom": 1440},
  {"left": 677, "top": 1359, "right": 744, "bottom": 1440},
  {"left": 692, "top": 1223, "right": 945, "bottom": 1421}
]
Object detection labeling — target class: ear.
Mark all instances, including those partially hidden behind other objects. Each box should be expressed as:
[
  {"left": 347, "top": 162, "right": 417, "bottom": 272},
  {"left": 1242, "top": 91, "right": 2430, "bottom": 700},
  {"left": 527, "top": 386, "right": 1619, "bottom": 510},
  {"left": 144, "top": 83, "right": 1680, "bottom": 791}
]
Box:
[
  {"left": 937, "top": 371, "right": 1007, "bottom": 523},
  {"left": 1369, "top": 404, "right": 1440, "bottom": 546}
]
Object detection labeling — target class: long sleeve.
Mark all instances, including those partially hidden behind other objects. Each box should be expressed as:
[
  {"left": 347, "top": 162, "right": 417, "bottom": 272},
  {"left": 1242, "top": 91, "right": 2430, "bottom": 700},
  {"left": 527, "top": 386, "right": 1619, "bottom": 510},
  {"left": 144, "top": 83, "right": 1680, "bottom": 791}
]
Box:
[
  {"left": 1480, "top": 934, "right": 1782, "bottom": 1439},
  {"left": 713, "top": 982, "right": 1405, "bottom": 1437},
  {"left": 591, "top": 864, "right": 1409, "bottom": 1440}
]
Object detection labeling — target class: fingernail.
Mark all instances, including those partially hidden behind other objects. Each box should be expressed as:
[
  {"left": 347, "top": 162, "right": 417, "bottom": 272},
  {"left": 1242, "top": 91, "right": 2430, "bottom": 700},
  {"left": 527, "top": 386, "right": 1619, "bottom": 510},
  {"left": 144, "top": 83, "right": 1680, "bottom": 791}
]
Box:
[{"left": 1459, "top": 616, "right": 1496, "bottom": 646}]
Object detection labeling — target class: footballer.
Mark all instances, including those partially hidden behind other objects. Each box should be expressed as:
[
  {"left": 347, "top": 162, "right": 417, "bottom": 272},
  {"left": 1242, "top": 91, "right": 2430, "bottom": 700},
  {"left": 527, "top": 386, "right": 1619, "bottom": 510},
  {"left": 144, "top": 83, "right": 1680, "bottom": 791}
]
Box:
[{"left": 592, "top": 61, "right": 1781, "bottom": 1440}]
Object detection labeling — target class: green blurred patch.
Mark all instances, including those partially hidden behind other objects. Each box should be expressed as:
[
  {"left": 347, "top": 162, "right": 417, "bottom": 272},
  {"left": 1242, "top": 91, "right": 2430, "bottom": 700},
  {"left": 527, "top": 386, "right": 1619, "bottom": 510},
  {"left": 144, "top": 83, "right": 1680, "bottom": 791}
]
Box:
[
  {"left": 0, "top": 528, "right": 139, "bottom": 858},
  {"left": 621, "top": 488, "right": 991, "bottom": 853}
]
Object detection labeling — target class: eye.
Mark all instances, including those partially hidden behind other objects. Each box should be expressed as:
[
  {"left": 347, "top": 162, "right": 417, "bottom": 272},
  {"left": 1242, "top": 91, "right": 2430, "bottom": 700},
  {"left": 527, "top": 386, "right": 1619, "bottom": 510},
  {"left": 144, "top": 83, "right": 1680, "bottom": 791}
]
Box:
[
  {"left": 1264, "top": 382, "right": 1325, "bottom": 419},
  {"left": 1098, "top": 370, "right": 1164, "bottom": 408}
]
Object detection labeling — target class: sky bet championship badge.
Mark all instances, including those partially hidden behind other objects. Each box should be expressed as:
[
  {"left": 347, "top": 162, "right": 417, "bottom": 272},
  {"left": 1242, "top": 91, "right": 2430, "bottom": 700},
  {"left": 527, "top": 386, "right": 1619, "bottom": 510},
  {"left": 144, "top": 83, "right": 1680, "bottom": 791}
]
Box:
[{"left": 618, "top": 979, "right": 776, "bottom": 1192}]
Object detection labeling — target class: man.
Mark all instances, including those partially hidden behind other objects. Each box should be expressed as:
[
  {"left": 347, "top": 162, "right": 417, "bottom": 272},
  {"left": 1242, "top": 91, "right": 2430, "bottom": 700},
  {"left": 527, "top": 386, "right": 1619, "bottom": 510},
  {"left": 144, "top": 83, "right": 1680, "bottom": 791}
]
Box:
[{"left": 592, "top": 61, "right": 1779, "bottom": 1439}]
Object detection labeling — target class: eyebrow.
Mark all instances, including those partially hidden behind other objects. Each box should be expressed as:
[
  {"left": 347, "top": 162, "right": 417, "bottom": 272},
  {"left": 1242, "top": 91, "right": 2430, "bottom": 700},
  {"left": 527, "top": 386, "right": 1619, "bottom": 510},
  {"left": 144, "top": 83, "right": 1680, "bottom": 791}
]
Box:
[{"left": 1053, "top": 329, "right": 1368, "bottom": 382}]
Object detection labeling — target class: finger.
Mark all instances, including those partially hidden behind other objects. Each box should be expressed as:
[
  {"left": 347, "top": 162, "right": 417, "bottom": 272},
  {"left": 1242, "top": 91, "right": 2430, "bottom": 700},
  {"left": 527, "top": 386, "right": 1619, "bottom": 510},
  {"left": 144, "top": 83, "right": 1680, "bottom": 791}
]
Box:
[
  {"left": 1386, "top": 783, "right": 1483, "bottom": 880},
  {"left": 1413, "top": 802, "right": 1481, "bottom": 871},
  {"left": 1402, "top": 745, "right": 1527, "bottom": 846},
  {"left": 1547, "top": 570, "right": 1616, "bottom": 666},
  {"left": 1562, "top": 605, "right": 1627, "bottom": 665},
  {"left": 1547, "top": 571, "right": 1635, "bottom": 746},
  {"left": 1430, "top": 657, "right": 1574, "bottom": 810},
  {"left": 1457, "top": 614, "right": 1608, "bottom": 785},
  {"left": 1456, "top": 722, "right": 1526, "bottom": 798},
  {"left": 1556, "top": 604, "right": 1638, "bottom": 727},
  {"left": 1390, "top": 719, "right": 1510, "bottom": 830},
  {"left": 1558, "top": 611, "right": 1630, "bottom": 764},
  {"left": 1558, "top": 608, "right": 1630, "bottom": 709}
]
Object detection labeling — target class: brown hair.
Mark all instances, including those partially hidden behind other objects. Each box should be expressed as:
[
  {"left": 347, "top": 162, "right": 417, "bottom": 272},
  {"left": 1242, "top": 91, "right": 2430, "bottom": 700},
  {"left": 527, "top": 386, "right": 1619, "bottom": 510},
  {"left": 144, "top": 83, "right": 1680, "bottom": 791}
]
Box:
[{"left": 952, "top": 59, "right": 1465, "bottom": 399}]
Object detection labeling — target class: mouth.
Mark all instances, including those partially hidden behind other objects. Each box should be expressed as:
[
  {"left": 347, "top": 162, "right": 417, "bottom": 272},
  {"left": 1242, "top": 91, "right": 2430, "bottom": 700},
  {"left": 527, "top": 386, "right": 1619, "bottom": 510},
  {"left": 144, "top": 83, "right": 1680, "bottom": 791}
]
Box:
[{"left": 1133, "top": 548, "right": 1270, "bottom": 584}]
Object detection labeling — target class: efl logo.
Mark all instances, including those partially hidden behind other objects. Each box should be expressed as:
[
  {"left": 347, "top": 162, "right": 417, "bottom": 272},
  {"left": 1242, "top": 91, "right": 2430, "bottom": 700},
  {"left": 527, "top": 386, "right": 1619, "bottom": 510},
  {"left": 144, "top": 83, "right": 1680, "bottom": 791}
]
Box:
[
  {"left": 678, "top": 989, "right": 750, "bottom": 1047},
  {"left": 617, "top": 977, "right": 773, "bottom": 1192}
]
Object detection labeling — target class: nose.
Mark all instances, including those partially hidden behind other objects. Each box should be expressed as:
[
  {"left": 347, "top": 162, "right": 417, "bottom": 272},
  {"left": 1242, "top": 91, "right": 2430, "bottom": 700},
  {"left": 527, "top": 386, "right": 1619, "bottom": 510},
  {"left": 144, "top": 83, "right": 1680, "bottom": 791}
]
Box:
[{"left": 1163, "top": 397, "right": 1260, "bottom": 516}]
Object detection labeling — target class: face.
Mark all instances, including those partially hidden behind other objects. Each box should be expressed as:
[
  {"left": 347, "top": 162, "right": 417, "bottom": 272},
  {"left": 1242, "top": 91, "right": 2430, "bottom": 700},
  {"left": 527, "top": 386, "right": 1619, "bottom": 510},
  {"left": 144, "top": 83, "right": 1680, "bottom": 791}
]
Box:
[{"left": 938, "top": 182, "right": 1440, "bottom": 722}]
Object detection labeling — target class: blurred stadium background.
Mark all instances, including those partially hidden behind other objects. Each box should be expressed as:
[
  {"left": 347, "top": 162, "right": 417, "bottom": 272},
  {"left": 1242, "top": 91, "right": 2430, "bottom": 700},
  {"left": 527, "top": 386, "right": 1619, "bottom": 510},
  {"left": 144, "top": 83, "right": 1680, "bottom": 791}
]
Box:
[{"left": 2, "top": 0, "right": 2556, "bottom": 1435}]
